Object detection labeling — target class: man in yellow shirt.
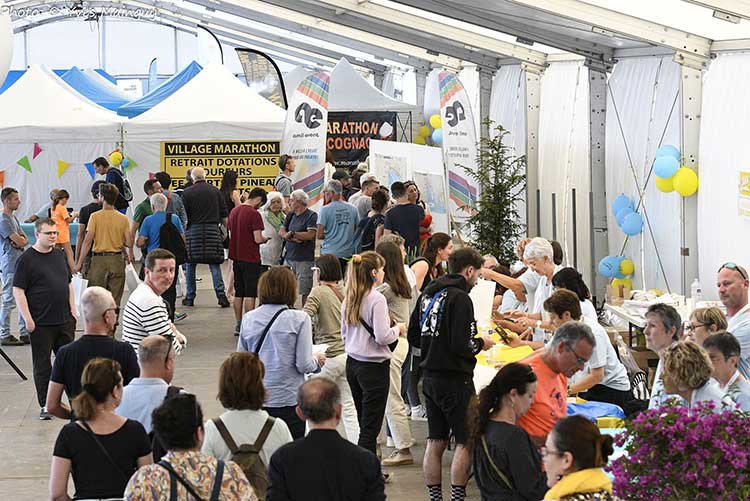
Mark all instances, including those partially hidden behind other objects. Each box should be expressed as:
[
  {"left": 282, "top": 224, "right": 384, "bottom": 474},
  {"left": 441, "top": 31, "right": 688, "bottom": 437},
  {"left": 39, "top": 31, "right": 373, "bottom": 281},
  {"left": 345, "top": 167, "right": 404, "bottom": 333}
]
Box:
[{"left": 74, "top": 183, "right": 133, "bottom": 311}]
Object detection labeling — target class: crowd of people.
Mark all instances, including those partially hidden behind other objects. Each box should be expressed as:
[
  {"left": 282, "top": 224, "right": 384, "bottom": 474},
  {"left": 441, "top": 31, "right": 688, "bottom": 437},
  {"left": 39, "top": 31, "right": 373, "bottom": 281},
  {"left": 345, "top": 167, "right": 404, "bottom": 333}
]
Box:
[{"left": 1, "top": 153, "right": 749, "bottom": 500}]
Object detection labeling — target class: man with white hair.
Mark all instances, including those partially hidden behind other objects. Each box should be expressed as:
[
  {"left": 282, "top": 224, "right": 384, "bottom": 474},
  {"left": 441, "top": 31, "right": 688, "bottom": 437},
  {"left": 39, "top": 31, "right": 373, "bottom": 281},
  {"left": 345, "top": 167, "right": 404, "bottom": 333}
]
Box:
[
  {"left": 45, "top": 286, "right": 139, "bottom": 420},
  {"left": 279, "top": 189, "right": 318, "bottom": 304},
  {"left": 482, "top": 254, "right": 499, "bottom": 269},
  {"left": 180, "top": 167, "right": 230, "bottom": 308},
  {"left": 317, "top": 180, "right": 359, "bottom": 276},
  {"left": 132, "top": 179, "right": 163, "bottom": 279},
  {"left": 137, "top": 193, "right": 186, "bottom": 321}
]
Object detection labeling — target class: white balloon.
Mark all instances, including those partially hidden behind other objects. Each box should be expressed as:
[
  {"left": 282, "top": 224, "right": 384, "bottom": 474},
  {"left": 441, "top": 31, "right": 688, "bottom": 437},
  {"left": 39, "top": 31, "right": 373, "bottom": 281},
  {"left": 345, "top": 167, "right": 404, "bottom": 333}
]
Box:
[{"left": 0, "top": 14, "right": 11, "bottom": 89}]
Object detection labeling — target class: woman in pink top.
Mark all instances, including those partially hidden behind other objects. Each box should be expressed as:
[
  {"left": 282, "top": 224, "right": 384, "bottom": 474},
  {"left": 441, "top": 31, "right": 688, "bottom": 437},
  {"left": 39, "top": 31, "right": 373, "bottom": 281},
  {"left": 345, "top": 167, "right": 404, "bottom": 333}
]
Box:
[
  {"left": 341, "top": 251, "right": 404, "bottom": 456},
  {"left": 50, "top": 189, "right": 77, "bottom": 270}
]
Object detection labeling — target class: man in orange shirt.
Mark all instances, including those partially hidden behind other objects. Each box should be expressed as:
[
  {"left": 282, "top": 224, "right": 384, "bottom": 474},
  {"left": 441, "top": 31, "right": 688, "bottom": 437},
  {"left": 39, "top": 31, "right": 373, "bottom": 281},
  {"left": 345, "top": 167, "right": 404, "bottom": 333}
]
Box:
[{"left": 518, "top": 307, "right": 595, "bottom": 447}]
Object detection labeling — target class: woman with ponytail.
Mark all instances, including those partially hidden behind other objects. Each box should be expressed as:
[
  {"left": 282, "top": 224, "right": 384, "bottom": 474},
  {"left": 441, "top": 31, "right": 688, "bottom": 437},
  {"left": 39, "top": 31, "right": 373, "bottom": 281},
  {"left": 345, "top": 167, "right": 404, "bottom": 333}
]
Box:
[
  {"left": 341, "top": 251, "right": 404, "bottom": 457},
  {"left": 50, "top": 358, "right": 152, "bottom": 500},
  {"left": 469, "top": 363, "right": 547, "bottom": 501},
  {"left": 411, "top": 232, "right": 454, "bottom": 293},
  {"left": 542, "top": 415, "right": 618, "bottom": 500}
]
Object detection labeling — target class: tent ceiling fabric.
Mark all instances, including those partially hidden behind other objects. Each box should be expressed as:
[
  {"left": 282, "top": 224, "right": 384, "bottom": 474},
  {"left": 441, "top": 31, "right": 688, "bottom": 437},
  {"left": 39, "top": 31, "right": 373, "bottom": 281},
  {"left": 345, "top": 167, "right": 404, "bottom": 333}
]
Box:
[
  {"left": 0, "top": 64, "right": 121, "bottom": 142},
  {"left": 328, "top": 58, "right": 417, "bottom": 112}
]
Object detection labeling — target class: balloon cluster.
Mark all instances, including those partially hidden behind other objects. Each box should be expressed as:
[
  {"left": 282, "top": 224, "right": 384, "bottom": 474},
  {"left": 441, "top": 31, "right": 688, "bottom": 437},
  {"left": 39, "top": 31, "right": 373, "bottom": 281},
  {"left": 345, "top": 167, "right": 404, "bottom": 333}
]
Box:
[
  {"left": 414, "top": 114, "right": 443, "bottom": 146},
  {"left": 109, "top": 148, "right": 130, "bottom": 169},
  {"left": 653, "top": 145, "right": 698, "bottom": 197},
  {"left": 598, "top": 255, "right": 635, "bottom": 289},
  {"left": 612, "top": 193, "right": 643, "bottom": 236}
]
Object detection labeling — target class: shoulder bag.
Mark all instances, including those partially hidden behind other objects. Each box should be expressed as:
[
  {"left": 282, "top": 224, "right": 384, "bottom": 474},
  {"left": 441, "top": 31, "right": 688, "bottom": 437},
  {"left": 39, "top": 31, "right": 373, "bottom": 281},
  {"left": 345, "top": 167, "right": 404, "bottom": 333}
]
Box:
[
  {"left": 481, "top": 435, "right": 514, "bottom": 491},
  {"left": 253, "top": 307, "right": 289, "bottom": 354}
]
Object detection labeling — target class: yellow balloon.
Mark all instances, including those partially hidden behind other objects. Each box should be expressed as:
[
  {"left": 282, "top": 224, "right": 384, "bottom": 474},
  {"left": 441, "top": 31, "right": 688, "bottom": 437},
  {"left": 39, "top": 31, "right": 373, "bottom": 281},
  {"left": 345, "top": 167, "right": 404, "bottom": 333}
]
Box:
[
  {"left": 109, "top": 151, "right": 123, "bottom": 166},
  {"left": 655, "top": 175, "right": 674, "bottom": 193},
  {"left": 672, "top": 167, "right": 699, "bottom": 197},
  {"left": 611, "top": 278, "right": 633, "bottom": 290},
  {"left": 429, "top": 114, "right": 442, "bottom": 129},
  {"left": 620, "top": 259, "right": 635, "bottom": 276},
  {"left": 418, "top": 125, "right": 430, "bottom": 137},
  {"left": 413, "top": 136, "right": 426, "bottom": 145}
]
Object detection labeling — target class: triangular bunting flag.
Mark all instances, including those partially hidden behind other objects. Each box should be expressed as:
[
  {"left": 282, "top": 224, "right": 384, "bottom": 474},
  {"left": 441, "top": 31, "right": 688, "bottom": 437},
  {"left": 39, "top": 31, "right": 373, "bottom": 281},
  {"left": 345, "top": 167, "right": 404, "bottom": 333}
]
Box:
[
  {"left": 123, "top": 156, "right": 137, "bottom": 171},
  {"left": 57, "top": 160, "right": 71, "bottom": 178},
  {"left": 85, "top": 162, "right": 96, "bottom": 180},
  {"left": 17, "top": 156, "right": 31, "bottom": 172},
  {"left": 33, "top": 143, "right": 42, "bottom": 159}
]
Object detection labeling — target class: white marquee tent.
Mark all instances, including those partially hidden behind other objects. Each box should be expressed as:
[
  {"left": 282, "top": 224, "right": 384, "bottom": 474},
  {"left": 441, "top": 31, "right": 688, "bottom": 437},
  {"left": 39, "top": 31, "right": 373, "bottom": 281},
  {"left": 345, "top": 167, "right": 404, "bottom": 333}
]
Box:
[
  {"left": 123, "top": 62, "right": 286, "bottom": 193},
  {"left": 0, "top": 64, "right": 121, "bottom": 218},
  {"left": 328, "top": 58, "right": 416, "bottom": 112}
]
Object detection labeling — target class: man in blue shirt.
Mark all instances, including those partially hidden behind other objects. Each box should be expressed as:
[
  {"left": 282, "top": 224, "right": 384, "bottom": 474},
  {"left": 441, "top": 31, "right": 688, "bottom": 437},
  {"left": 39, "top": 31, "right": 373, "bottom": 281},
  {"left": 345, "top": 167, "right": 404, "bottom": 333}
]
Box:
[
  {"left": 138, "top": 193, "right": 185, "bottom": 321},
  {"left": 0, "top": 187, "right": 29, "bottom": 345},
  {"left": 317, "top": 180, "right": 359, "bottom": 277}
]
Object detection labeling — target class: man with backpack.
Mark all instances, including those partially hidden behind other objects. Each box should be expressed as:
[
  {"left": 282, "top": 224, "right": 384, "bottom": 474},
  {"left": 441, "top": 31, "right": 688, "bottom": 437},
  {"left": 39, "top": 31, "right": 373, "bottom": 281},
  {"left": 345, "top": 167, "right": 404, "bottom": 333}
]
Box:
[
  {"left": 267, "top": 378, "right": 386, "bottom": 501},
  {"left": 407, "top": 247, "right": 496, "bottom": 501},
  {"left": 93, "top": 156, "right": 132, "bottom": 214},
  {"left": 275, "top": 154, "right": 295, "bottom": 205},
  {"left": 137, "top": 193, "right": 187, "bottom": 321}
]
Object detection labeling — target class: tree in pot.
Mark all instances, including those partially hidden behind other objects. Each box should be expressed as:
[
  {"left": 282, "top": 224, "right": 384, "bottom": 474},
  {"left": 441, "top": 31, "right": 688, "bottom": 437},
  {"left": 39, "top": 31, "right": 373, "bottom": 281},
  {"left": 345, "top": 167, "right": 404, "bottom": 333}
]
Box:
[{"left": 460, "top": 120, "right": 527, "bottom": 264}]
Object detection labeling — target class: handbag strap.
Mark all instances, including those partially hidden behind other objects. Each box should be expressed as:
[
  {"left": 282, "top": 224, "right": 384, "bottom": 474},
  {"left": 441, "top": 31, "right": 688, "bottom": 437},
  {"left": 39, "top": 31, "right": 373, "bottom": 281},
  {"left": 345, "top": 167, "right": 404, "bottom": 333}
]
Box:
[
  {"left": 324, "top": 283, "right": 344, "bottom": 303},
  {"left": 481, "top": 435, "right": 514, "bottom": 491},
  {"left": 80, "top": 421, "right": 129, "bottom": 481},
  {"left": 253, "top": 307, "right": 288, "bottom": 354},
  {"left": 210, "top": 460, "right": 225, "bottom": 501},
  {"left": 158, "top": 459, "right": 206, "bottom": 501}
]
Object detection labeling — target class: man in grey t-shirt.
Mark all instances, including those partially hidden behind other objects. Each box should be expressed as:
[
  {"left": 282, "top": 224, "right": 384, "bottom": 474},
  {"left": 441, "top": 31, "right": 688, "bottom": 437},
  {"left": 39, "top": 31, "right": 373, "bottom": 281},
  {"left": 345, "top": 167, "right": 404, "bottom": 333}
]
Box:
[
  {"left": 275, "top": 154, "right": 295, "bottom": 204},
  {"left": 0, "top": 188, "right": 29, "bottom": 345}
]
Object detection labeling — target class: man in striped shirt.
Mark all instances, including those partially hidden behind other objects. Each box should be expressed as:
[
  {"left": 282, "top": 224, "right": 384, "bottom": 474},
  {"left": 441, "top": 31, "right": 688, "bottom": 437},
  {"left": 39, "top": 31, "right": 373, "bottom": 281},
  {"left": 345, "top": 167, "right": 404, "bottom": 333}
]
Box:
[{"left": 122, "top": 248, "right": 186, "bottom": 357}]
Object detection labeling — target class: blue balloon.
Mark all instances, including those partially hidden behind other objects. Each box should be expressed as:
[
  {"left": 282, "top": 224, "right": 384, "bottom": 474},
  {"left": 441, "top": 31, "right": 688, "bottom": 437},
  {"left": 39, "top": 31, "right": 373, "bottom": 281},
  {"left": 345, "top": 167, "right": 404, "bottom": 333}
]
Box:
[
  {"left": 612, "top": 193, "right": 633, "bottom": 217},
  {"left": 656, "top": 145, "right": 680, "bottom": 161},
  {"left": 653, "top": 155, "right": 679, "bottom": 179},
  {"left": 121, "top": 157, "right": 130, "bottom": 168},
  {"left": 616, "top": 207, "right": 634, "bottom": 226},
  {"left": 621, "top": 212, "right": 644, "bottom": 236},
  {"left": 432, "top": 129, "right": 443, "bottom": 146},
  {"left": 598, "top": 256, "right": 620, "bottom": 278}
]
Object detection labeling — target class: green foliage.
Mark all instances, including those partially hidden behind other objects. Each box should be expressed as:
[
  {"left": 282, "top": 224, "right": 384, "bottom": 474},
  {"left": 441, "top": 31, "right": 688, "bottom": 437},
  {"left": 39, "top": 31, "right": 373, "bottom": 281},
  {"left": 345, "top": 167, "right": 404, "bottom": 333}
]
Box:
[{"left": 462, "top": 120, "right": 527, "bottom": 264}]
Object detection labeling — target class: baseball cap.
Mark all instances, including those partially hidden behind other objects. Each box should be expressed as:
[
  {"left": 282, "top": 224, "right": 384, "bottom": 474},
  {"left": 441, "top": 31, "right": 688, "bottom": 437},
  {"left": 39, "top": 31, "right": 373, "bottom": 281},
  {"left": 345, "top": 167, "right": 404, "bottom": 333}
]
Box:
[{"left": 332, "top": 170, "right": 350, "bottom": 181}]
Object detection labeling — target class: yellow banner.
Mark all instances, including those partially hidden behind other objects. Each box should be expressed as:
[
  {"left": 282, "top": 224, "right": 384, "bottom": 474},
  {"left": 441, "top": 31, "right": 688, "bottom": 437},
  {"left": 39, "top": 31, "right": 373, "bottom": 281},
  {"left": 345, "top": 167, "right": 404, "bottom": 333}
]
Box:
[{"left": 160, "top": 140, "right": 280, "bottom": 191}]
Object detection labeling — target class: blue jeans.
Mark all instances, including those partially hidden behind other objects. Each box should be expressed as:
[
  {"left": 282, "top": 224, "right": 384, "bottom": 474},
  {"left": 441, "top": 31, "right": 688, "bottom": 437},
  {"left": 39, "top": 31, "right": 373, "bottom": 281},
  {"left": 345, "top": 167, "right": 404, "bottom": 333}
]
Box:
[
  {"left": 184, "top": 262, "right": 225, "bottom": 300},
  {"left": 0, "top": 271, "right": 27, "bottom": 339}
]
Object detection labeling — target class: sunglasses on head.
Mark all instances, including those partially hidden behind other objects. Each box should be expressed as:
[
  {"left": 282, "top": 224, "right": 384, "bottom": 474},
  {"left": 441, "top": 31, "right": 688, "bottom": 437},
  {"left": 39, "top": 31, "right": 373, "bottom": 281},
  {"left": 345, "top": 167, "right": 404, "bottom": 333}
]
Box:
[{"left": 719, "top": 262, "right": 748, "bottom": 280}]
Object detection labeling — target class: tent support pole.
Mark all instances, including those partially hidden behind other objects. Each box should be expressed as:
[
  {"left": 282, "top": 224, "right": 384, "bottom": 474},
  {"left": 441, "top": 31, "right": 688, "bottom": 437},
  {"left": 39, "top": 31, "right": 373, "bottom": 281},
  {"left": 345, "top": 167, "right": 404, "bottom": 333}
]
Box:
[
  {"left": 523, "top": 63, "right": 542, "bottom": 238},
  {"left": 415, "top": 68, "right": 428, "bottom": 121},
  {"left": 677, "top": 56, "right": 704, "bottom": 295},
  {"left": 478, "top": 66, "right": 494, "bottom": 139},
  {"left": 587, "top": 62, "right": 609, "bottom": 306}
]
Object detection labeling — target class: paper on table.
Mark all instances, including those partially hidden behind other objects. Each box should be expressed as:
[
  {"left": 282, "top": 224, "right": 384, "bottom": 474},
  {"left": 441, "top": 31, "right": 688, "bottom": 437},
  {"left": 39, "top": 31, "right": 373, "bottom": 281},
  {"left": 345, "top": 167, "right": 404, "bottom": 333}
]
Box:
[{"left": 312, "top": 344, "right": 329, "bottom": 354}]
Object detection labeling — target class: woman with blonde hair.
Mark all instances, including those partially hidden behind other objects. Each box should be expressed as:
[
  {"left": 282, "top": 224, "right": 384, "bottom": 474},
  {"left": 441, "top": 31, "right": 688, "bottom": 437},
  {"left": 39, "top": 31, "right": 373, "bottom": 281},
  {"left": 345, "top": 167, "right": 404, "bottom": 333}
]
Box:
[
  {"left": 685, "top": 307, "right": 728, "bottom": 346},
  {"left": 662, "top": 340, "right": 734, "bottom": 411},
  {"left": 50, "top": 358, "right": 152, "bottom": 500},
  {"left": 342, "top": 251, "right": 403, "bottom": 456}
]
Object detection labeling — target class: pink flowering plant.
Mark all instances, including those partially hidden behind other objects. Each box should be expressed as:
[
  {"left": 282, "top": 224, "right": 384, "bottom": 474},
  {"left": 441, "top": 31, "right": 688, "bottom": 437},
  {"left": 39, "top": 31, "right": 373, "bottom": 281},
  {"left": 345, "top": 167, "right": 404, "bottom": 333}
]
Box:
[{"left": 609, "top": 401, "right": 750, "bottom": 500}]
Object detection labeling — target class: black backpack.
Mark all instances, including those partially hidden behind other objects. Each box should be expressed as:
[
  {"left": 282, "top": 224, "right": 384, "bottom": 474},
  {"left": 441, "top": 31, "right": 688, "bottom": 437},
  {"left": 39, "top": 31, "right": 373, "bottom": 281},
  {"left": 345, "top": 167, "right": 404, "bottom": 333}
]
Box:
[
  {"left": 159, "top": 212, "right": 187, "bottom": 265},
  {"left": 108, "top": 167, "right": 134, "bottom": 202}
]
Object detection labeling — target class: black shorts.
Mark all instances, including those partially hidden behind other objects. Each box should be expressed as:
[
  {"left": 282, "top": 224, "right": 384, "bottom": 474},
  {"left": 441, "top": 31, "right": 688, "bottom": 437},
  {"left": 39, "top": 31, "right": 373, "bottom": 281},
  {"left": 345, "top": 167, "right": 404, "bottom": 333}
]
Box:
[
  {"left": 422, "top": 375, "right": 475, "bottom": 445},
  {"left": 233, "top": 261, "right": 262, "bottom": 298}
]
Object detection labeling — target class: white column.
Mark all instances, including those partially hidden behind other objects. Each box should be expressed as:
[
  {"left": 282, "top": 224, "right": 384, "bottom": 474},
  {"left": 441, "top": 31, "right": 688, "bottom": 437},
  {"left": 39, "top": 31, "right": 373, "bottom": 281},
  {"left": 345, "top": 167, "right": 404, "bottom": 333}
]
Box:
[
  {"left": 478, "top": 66, "right": 494, "bottom": 139},
  {"left": 588, "top": 64, "right": 609, "bottom": 303},
  {"left": 524, "top": 64, "right": 542, "bottom": 237}
]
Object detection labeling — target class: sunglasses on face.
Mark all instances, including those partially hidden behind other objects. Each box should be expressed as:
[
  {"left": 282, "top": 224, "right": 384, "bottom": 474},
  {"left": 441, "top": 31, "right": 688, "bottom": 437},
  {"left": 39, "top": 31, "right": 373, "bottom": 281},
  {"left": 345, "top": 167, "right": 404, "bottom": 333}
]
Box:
[{"left": 719, "top": 262, "right": 748, "bottom": 280}]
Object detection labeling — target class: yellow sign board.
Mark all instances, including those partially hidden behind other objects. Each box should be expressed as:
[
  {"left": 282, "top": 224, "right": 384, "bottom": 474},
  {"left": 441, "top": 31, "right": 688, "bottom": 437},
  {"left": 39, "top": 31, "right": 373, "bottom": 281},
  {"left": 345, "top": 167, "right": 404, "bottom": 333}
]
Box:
[{"left": 160, "top": 140, "right": 280, "bottom": 191}]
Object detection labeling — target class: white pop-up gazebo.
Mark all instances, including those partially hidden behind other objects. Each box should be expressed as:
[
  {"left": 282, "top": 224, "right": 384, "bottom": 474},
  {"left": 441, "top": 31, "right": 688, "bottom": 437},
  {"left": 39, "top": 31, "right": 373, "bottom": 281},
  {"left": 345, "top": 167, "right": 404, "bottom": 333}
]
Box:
[{"left": 0, "top": 64, "right": 122, "bottom": 218}]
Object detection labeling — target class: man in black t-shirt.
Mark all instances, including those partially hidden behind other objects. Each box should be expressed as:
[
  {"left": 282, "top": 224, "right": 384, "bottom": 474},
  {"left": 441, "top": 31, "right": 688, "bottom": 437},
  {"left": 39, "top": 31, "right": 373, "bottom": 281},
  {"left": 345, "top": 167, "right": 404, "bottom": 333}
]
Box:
[
  {"left": 384, "top": 181, "right": 425, "bottom": 259},
  {"left": 13, "top": 218, "right": 77, "bottom": 420},
  {"left": 75, "top": 181, "right": 104, "bottom": 278},
  {"left": 46, "top": 286, "right": 138, "bottom": 420}
]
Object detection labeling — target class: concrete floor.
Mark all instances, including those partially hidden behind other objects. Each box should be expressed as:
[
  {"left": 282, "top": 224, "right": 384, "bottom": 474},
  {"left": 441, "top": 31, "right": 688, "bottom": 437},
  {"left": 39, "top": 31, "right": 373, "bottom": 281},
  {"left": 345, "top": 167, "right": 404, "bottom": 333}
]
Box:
[{"left": 0, "top": 268, "right": 481, "bottom": 500}]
